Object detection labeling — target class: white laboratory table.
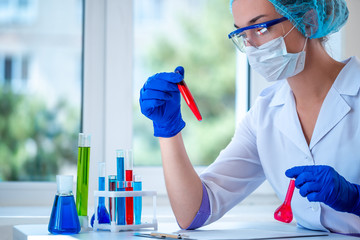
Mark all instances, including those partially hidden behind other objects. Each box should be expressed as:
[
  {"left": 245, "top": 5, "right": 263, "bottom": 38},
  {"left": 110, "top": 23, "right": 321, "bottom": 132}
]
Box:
[{"left": 13, "top": 221, "right": 360, "bottom": 240}]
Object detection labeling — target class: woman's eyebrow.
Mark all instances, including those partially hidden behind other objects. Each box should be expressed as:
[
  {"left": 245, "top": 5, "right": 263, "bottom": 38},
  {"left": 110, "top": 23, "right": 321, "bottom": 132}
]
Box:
[
  {"left": 234, "top": 14, "right": 268, "bottom": 29},
  {"left": 249, "top": 14, "right": 267, "bottom": 24}
]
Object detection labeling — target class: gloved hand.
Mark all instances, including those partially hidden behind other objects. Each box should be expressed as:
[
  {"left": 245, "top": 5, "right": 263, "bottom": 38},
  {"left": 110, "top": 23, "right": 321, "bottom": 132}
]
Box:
[
  {"left": 139, "top": 66, "right": 186, "bottom": 138},
  {"left": 286, "top": 165, "right": 360, "bottom": 216}
]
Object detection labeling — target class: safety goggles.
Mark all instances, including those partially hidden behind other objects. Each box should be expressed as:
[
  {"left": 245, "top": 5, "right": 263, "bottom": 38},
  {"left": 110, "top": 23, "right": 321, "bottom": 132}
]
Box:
[{"left": 228, "top": 17, "right": 288, "bottom": 52}]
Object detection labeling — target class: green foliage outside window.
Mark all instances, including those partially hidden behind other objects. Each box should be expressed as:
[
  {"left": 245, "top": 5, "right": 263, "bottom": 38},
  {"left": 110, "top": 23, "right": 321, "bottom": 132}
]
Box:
[
  {"left": 0, "top": 87, "right": 79, "bottom": 181},
  {"left": 134, "top": 1, "right": 237, "bottom": 166}
]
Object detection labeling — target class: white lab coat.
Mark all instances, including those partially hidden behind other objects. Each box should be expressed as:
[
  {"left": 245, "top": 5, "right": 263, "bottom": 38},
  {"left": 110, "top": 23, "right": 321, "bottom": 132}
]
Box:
[{"left": 200, "top": 56, "right": 360, "bottom": 234}]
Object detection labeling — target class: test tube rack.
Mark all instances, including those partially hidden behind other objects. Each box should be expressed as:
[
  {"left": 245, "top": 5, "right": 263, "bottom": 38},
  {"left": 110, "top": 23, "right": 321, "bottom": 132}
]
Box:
[{"left": 93, "top": 190, "right": 158, "bottom": 232}]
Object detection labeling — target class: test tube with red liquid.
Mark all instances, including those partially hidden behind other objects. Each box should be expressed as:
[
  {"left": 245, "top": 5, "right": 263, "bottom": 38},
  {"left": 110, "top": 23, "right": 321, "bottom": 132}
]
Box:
[
  {"left": 175, "top": 68, "right": 202, "bottom": 121},
  {"left": 108, "top": 175, "right": 117, "bottom": 222},
  {"left": 125, "top": 149, "right": 134, "bottom": 225}
]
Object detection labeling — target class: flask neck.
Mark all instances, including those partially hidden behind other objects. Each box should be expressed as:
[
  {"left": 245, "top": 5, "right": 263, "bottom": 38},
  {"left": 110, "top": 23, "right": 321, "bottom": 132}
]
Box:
[{"left": 57, "top": 191, "right": 73, "bottom": 196}]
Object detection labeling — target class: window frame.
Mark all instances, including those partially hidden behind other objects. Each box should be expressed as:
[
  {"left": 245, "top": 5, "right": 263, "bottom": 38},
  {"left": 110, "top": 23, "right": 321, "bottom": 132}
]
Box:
[
  {"left": 0, "top": 0, "right": 134, "bottom": 207},
  {"left": 0, "top": 0, "right": 251, "bottom": 208}
]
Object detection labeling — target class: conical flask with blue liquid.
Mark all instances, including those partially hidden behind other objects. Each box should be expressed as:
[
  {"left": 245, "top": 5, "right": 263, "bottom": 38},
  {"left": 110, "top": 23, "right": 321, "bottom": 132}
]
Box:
[
  {"left": 91, "top": 162, "right": 111, "bottom": 227},
  {"left": 48, "top": 175, "right": 80, "bottom": 234}
]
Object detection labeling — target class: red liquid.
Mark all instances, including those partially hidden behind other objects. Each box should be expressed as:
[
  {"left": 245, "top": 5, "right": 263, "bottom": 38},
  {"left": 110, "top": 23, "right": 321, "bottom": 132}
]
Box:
[
  {"left": 126, "top": 185, "right": 134, "bottom": 225},
  {"left": 177, "top": 80, "right": 202, "bottom": 121},
  {"left": 109, "top": 181, "right": 116, "bottom": 221},
  {"left": 274, "top": 179, "right": 295, "bottom": 223},
  {"left": 125, "top": 170, "right": 133, "bottom": 181},
  {"left": 125, "top": 170, "right": 133, "bottom": 224}
]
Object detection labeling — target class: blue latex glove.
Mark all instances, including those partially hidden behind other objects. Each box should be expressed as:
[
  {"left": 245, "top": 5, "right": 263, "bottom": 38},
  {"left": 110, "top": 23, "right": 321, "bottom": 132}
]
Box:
[
  {"left": 286, "top": 165, "right": 360, "bottom": 216},
  {"left": 139, "top": 66, "right": 186, "bottom": 137}
]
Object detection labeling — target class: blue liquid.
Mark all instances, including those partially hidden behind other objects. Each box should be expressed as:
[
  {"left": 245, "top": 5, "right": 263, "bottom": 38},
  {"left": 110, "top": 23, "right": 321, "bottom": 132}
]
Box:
[
  {"left": 134, "top": 181, "right": 142, "bottom": 224},
  {"left": 116, "top": 157, "right": 125, "bottom": 225},
  {"left": 48, "top": 195, "right": 80, "bottom": 234},
  {"left": 117, "top": 182, "right": 125, "bottom": 225},
  {"left": 117, "top": 157, "right": 124, "bottom": 181},
  {"left": 91, "top": 177, "right": 110, "bottom": 227}
]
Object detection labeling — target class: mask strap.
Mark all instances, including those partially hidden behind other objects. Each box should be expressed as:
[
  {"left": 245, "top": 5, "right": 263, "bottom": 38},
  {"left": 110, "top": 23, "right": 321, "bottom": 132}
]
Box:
[
  {"left": 302, "top": 37, "right": 308, "bottom": 52},
  {"left": 283, "top": 25, "right": 296, "bottom": 39}
]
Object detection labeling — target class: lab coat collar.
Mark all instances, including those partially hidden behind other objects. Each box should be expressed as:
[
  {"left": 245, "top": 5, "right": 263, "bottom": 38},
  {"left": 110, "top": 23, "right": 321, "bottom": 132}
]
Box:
[
  {"left": 269, "top": 56, "right": 360, "bottom": 107},
  {"left": 309, "top": 56, "right": 360, "bottom": 149},
  {"left": 271, "top": 56, "right": 360, "bottom": 154},
  {"left": 268, "top": 81, "right": 290, "bottom": 107},
  {"left": 274, "top": 88, "right": 312, "bottom": 156},
  {"left": 332, "top": 56, "right": 360, "bottom": 96}
]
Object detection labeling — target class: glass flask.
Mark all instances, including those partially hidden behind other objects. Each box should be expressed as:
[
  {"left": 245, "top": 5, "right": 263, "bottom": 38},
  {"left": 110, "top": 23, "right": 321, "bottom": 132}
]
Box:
[{"left": 48, "top": 175, "right": 81, "bottom": 234}]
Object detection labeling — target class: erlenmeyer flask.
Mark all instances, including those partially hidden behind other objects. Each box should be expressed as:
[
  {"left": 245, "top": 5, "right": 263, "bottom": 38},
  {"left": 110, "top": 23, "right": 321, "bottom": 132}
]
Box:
[{"left": 48, "top": 175, "right": 80, "bottom": 234}]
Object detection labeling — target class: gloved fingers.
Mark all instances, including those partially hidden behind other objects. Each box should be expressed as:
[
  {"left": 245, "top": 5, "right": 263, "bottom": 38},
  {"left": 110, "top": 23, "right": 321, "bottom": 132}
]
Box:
[
  {"left": 140, "top": 88, "right": 173, "bottom": 101},
  {"left": 306, "top": 191, "right": 327, "bottom": 202},
  {"left": 145, "top": 72, "right": 183, "bottom": 90},
  {"left": 174, "top": 66, "right": 185, "bottom": 77},
  {"left": 286, "top": 166, "right": 308, "bottom": 178},
  {"left": 298, "top": 182, "right": 322, "bottom": 198},
  {"left": 286, "top": 165, "right": 321, "bottom": 179},
  {"left": 294, "top": 172, "right": 317, "bottom": 188},
  {"left": 140, "top": 99, "right": 165, "bottom": 117}
]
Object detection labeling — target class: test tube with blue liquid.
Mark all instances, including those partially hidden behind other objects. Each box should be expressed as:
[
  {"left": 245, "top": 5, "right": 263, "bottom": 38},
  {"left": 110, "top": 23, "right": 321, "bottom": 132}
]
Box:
[
  {"left": 91, "top": 162, "right": 110, "bottom": 227},
  {"left": 117, "top": 180, "right": 126, "bottom": 225},
  {"left": 134, "top": 175, "right": 142, "bottom": 225},
  {"left": 48, "top": 175, "right": 80, "bottom": 234},
  {"left": 116, "top": 149, "right": 126, "bottom": 225}
]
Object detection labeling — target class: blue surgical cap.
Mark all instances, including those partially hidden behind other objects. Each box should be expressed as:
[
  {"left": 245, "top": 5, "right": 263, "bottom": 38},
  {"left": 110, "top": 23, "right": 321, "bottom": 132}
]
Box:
[{"left": 230, "top": 0, "right": 349, "bottom": 39}]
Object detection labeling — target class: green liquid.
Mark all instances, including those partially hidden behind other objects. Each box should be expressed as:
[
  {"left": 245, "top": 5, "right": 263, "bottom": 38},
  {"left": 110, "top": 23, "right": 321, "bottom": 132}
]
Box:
[{"left": 76, "top": 146, "right": 90, "bottom": 216}]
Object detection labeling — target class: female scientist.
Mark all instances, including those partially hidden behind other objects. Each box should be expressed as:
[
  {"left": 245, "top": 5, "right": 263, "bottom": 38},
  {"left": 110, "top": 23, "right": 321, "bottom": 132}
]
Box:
[{"left": 139, "top": 0, "right": 360, "bottom": 235}]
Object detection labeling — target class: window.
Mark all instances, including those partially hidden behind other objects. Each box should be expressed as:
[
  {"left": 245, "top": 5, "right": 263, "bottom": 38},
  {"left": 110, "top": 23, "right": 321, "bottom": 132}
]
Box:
[
  {"left": 133, "top": 0, "right": 238, "bottom": 166},
  {"left": 0, "top": 0, "right": 83, "bottom": 182},
  {"left": 0, "top": 0, "right": 37, "bottom": 24},
  {"left": 0, "top": 54, "right": 30, "bottom": 89}
]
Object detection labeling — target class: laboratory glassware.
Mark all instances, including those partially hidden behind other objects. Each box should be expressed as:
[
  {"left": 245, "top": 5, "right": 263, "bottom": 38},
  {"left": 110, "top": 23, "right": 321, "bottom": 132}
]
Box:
[
  {"left": 175, "top": 70, "right": 202, "bottom": 121},
  {"left": 134, "top": 175, "right": 142, "bottom": 224},
  {"left": 75, "top": 133, "right": 91, "bottom": 227},
  {"left": 49, "top": 175, "right": 80, "bottom": 234},
  {"left": 91, "top": 162, "right": 110, "bottom": 227},
  {"left": 117, "top": 180, "right": 126, "bottom": 225},
  {"left": 125, "top": 149, "right": 134, "bottom": 224},
  {"left": 117, "top": 149, "right": 125, "bottom": 182},
  {"left": 125, "top": 181, "right": 134, "bottom": 225},
  {"left": 274, "top": 179, "right": 295, "bottom": 223},
  {"left": 109, "top": 175, "right": 117, "bottom": 222}
]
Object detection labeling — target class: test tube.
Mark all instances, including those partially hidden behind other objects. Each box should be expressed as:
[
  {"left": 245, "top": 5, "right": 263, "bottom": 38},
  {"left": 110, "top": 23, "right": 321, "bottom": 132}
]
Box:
[
  {"left": 108, "top": 175, "right": 117, "bottom": 222},
  {"left": 125, "top": 149, "right": 133, "bottom": 181},
  {"left": 116, "top": 180, "right": 126, "bottom": 225},
  {"left": 116, "top": 149, "right": 126, "bottom": 225},
  {"left": 125, "top": 150, "right": 134, "bottom": 224},
  {"left": 133, "top": 175, "right": 142, "bottom": 225},
  {"left": 75, "top": 133, "right": 91, "bottom": 228},
  {"left": 125, "top": 181, "right": 134, "bottom": 225},
  {"left": 116, "top": 150, "right": 125, "bottom": 181}
]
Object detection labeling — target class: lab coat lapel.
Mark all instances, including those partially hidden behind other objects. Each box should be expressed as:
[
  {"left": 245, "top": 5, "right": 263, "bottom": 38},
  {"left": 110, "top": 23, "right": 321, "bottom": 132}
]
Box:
[
  {"left": 309, "top": 56, "right": 360, "bottom": 149},
  {"left": 309, "top": 84, "right": 351, "bottom": 150},
  {"left": 274, "top": 87, "right": 311, "bottom": 156}
]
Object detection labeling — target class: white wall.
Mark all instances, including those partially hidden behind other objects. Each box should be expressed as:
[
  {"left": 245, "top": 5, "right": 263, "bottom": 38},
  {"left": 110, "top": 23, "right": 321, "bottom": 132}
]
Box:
[{"left": 343, "top": 0, "right": 360, "bottom": 59}]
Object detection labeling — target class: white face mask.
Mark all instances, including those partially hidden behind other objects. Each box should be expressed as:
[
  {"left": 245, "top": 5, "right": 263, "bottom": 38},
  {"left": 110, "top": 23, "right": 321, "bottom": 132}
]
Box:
[{"left": 245, "top": 30, "right": 308, "bottom": 82}]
